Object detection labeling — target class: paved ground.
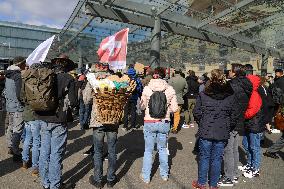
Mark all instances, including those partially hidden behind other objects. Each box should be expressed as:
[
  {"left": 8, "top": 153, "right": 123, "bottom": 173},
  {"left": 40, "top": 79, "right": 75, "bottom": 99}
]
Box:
[{"left": 0, "top": 111, "right": 283, "bottom": 189}]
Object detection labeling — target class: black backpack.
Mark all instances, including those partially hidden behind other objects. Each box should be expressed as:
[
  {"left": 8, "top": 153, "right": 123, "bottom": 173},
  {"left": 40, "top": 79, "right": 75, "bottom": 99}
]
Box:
[{"left": 149, "top": 90, "right": 167, "bottom": 119}]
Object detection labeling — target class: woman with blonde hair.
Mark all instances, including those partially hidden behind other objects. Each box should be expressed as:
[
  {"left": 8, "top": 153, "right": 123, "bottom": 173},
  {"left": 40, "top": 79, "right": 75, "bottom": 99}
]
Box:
[{"left": 192, "top": 69, "right": 239, "bottom": 189}]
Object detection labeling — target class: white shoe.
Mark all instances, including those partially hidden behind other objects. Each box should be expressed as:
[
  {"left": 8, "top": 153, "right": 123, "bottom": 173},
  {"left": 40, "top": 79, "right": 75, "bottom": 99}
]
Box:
[
  {"left": 271, "top": 129, "right": 281, "bottom": 134},
  {"left": 243, "top": 169, "right": 260, "bottom": 178},
  {"left": 238, "top": 164, "right": 251, "bottom": 172},
  {"left": 121, "top": 128, "right": 127, "bottom": 131},
  {"left": 182, "top": 124, "right": 189, "bottom": 128},
  {"left": 189, "top": 123, "right": 195, "bottom": 127}
]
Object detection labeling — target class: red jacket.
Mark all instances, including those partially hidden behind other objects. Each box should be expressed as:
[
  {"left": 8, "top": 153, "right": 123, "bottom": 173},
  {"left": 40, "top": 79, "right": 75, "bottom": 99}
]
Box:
[{"left": 244, "top": 75, "right": 262, "bottom": 119}]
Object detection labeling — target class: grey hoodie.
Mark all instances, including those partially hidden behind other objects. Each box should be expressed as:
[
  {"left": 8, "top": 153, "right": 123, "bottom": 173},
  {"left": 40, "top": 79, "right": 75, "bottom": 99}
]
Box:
[{"left": 4, "top": 65, "right": 24, "bottom": 112}]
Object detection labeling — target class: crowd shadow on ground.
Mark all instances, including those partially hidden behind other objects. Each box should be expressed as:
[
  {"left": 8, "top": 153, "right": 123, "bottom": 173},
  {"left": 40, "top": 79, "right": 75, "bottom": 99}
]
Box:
[
  {"left": 0, "top": 157, "right": 21, "bottom": 177},
  {"left": 0, "top": 110, "right": 6, "bottom": 137},
  {"left": 116, "top": 129, "right": 144, "bottom": 181},
  {"left": 62, "top": 155, "right": 93, "bottom": 186}
]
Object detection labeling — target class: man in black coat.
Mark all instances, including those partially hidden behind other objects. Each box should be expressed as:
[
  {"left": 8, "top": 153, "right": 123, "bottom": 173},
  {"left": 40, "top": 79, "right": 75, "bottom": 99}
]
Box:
[
  {"left": 36, "top": 55, "right": 77, "bottom": 189},
  {"left": 274, "top": 69, "right": 284, "bottom": 92},
  {"left": 184, "top": 70, "right": 199, "bottom": 127},
  {"left": 263, "top": 69, "right": 284, "bottom": 159},
  {"left": 219, "top": 64, "right": 253, "bottom": 186}
]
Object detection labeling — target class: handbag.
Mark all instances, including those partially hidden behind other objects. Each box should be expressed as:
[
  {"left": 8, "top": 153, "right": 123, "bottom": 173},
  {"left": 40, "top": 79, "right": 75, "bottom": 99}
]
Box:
[{"left": 274, "top": 106, "right": 284, "bottom": 131}]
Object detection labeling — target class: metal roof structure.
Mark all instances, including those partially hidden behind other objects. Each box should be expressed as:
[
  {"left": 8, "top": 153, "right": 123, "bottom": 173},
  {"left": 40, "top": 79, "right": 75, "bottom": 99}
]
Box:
[{"left": 50, "top": 0, "right": 284, "bottom": 68}]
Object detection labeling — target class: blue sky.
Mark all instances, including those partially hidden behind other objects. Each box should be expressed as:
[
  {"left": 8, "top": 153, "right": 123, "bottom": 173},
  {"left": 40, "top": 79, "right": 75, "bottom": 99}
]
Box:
[{"left": 0, "top": 0, "right": 78, "bottom": 28}]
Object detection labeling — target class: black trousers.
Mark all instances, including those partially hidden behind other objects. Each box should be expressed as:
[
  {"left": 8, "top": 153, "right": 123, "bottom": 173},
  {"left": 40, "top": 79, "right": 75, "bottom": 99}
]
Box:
[{"left": 123, "top": 100, "right": 137, "bottom": 128}]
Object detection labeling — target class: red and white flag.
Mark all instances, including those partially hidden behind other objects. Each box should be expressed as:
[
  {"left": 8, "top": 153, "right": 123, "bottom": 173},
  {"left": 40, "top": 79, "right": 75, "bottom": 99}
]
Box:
[{"left": 97, "top": 28, "right": 129, "bottom": 70}]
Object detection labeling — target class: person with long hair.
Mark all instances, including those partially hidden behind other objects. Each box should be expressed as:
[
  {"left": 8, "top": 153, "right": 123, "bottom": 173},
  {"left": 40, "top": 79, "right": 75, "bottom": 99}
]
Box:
[
  {"left": 192, "top": 69, "right": 238, "bottom": 189},
  {"left": 140, "top": 67, "right": 178, "bottom": 183}
]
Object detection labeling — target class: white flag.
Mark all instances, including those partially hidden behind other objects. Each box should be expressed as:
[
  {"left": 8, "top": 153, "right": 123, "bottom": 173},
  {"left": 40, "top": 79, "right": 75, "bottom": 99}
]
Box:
[{"left": 26, "top": 35, "right": 55, "bottom": 66}]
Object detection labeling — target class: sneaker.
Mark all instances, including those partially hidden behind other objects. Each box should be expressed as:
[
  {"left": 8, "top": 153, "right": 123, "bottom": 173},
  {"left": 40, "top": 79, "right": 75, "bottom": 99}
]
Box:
[
  {"left": 263, "top": 151, "right": 279, "bottom": 159},
  {"left": 89, "top": 176, "right": 103, "bottom": 188},
  {"left": 161, "top": 177, "right": 168, "bottom": 181},
  {"left": 190, "top": 123, "right": 195, "bottom": 127},
  {"left": 171, "top": 129, "right": 178, "bottom": 134},
  {"left": 32, "top": 168, "right": 39, "bottom": 177},
  {"left": 192, "top": 180, "right": 207, "bottom": 189},
  {"left": 238, "top": 164, "right": 251, "bottom": 172},
  {"left": 103, "top": 153, "right": 109, "bottom": 161},
  {"left": 271, "top": 129, "right": 280, "bottom": 133},
  {"left": 140, "top": 173, "right": 150, "bottom": 184},
  {"left": 243, "top": 169, "right": 260, "bottom": 178},
  {"left": 107, "top": 178, "right": 117, "bottom": 188},
  {"left": 218, "top": 177, "right": 234, "bottom": 186},
  {"left": 83, "top": 149, "right": 93, "bottom": 156},
  {"left": 121, "top": 127, "right": 127, "bottom": 132},
  {"left": 22, "top": 161, "right": 29, "bottom": 169},
  {"left": 182, "top": 124, "right": 189, "bottom": 128},
  {"left": 233, "top": 177, "right": 239, "bottom": 184}
]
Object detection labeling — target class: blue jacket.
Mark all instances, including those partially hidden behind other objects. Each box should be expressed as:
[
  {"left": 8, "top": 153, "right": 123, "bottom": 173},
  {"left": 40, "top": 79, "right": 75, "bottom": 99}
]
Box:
[
  {"left": 4, "top": 65, "right": 24, "bottom": 112},
  {"left": 127, "top": 68, "right": 143, "bottom": 102}
]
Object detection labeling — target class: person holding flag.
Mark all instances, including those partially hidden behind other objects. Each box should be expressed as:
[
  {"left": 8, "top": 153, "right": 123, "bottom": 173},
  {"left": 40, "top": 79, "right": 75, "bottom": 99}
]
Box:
[{"left": 88, "top": 28, "right": 128, "bottom": 188}]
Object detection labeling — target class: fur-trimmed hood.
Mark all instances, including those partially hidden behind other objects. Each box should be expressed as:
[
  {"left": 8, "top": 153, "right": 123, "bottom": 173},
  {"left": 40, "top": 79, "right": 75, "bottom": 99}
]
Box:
[{"left": 204, "top": 82, "right": 234, "bottom": 100}]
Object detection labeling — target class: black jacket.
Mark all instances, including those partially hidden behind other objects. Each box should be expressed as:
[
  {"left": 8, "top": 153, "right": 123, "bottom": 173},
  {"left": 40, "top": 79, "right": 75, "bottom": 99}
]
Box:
[
  {"left": 185, "top": 75, "right": 200, "bottom": 99},
  {"left": 244, "top": 86, "right": 266, "bottom": 134},
  {"left": 274, "top": 76, "right": 284, "bottom": 93},
  {"left": 35, "top": 72, "right": 77, "bottom": 123},
  {"left": 194, "top": 82, "right": 239, "bottom": 141},
  {"left": 229, "top": 76, "right": 252, "bottom": 132},
  {"left": 0, "top": 76, "right": 5, "bottom": 96}
]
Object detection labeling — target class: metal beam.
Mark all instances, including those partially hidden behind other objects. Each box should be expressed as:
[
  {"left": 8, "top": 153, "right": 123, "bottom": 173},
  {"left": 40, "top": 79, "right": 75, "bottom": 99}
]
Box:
[
  {"left": 198, "top": 0, "right": 255, "bottom": 28},
  {"left": 59, "top": 16, "right": 94, "bottom": 50},
  {"left": 85, "top": 1, "right": 281, "bottom": 58},
  {"left": 90, "top": 0, "right": 272, "bottom": 51},
  {"left": 156, "top": 0, "right": 180, "bottom": 16},
  {"left": 227, "top": 12, "right": 284, "bottom": 36}
]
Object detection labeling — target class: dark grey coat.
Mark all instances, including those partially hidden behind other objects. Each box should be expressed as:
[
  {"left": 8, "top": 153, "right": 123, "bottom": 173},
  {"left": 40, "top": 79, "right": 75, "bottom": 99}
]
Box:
[{"left": 194, "top": 82, "right": 239, "bottom": 141}]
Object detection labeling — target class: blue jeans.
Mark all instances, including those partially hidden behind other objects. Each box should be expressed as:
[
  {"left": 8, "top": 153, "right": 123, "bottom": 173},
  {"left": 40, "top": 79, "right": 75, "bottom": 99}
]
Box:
[
  {"left": 92, "top": 126, "right": 118, "bottom": 182},
  {"left": 142, "top": 121, "right": 170, "bottom": 182},
  {"left": 39, "top": 122, "right": 67, "bottom": 189},
  {"left": 242, "top": 132, "right": 262, "bottom": 170},
  {"left": 79, "top": 99, "right": 91, "bottom": 129},
  {"left": 198, "top": 138, "right": 226, "bottom": 187},
  {"left": 22, "top": 120, "right": 43, "bottom": 169}
]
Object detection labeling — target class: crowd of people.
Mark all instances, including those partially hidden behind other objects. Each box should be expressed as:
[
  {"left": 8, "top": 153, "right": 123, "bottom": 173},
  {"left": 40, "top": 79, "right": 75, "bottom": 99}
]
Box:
[{"left": 0, "top": 55, "right": 283, "bottom": 189}]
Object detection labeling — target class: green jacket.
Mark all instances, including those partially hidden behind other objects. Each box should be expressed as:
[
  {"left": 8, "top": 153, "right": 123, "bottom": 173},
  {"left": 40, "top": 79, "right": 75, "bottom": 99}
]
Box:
[{"left": 168, "top": 74, "right": 187, "bottom": 104}]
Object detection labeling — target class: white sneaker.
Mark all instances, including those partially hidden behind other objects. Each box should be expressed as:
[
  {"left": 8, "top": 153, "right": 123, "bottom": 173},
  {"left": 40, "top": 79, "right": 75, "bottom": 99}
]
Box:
[
  {"left": 121, "top": 128, "right": 127, "bottom": 131},
  {"left": 271, "top": 129, "right": 281, "bottom": 134},
  {"left": 182, "top": 124, "right": 189, "bottom": 128},
  {"left": 238, "top": 164, "right": 251, "bottom": 172},
  {"left": 243, "top": 169, "right": 260, "bottom": 178},
  {"left": 233, "top": 177, "right": 239, "bottom": 184},
  {"left": 189, "top": 123, "right": 195, "bottom": 127}
]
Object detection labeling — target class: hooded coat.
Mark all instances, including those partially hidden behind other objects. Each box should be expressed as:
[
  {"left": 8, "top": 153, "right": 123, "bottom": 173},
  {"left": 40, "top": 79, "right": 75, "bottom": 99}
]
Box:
[
  {"left": 229, "top": 76, "right": 253, "bottom": 132},
  {"left": 4, "top": 65, "right": 24, "bottom": 112},
  {"left": 193, "top": 82, "right": 239, "bottom": 141},
  {"left": 185, "top": 75, "right": 200, "bottom": 99},
  {"left": 244, "top": 75, "right": 266, "bottom": 133},
  {"left": 140, "top": 79, "right": 178, "bottom": 121}
]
